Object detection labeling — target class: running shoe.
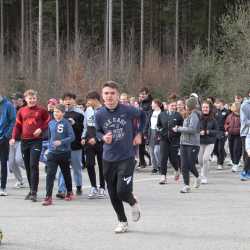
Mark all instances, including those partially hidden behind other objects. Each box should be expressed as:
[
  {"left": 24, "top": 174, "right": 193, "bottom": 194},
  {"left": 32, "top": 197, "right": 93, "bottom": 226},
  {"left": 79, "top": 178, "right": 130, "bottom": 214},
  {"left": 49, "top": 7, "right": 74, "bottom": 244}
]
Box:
[
  {"left": 24, "top": 192, "right": 32, "bottom": 200},
  {"left": 56, "top": 192, "right": 66, "bottom": 199},
  {"left": 114, "top": 222, "right": 128, "bottom": 233},
  {"left": 131, "top": 201, "right": 141, "bottom": 222},
  {"left": 180, "top": 185, "right": 191, "bottom": 193},
  {"left": 88, "top": 187, "right": 98, "bottom": 199},
  {"left": 216, "top": 164, "right": 223, "bottom": 170},
  {"left": 65, "top": 192, "right": 74, "bottom": 201},
  {"left": 159, "top": 175, "right": 167, "bottom": 185},
  {"left": 193, "top": 177, "right": 201, "bottom": 188},
  {"left": 0, "top": 189, "right": 7, "bottom": 196},
  {"left": 98, "top": 188, "right": 106, "bottom": 199},
  {"left": 30, "top": 193, "right": 37, "bottom": 202},
  {"left": 42, "top": 196, "right": 52, "bottom": 206}
]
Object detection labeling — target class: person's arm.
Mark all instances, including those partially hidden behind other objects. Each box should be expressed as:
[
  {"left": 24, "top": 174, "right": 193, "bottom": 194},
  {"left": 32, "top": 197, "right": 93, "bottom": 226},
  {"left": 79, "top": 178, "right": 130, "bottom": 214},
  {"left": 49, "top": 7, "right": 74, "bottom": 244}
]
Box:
[
  {"left": 95, "top": 112, "right": 105, "bottom": 141},
  {"left": 12, "top": 109, "right": 23, "bottom": 140},
  {"left": 60, "top": 120, "right": 75, "bottom": 145},
  {"left": 5, "top": 103, "right": 16, "bottom": 139},
  {"left": 40, "top": 108, "right": 51, "bottom": 131},
  {"left": 177, "top": 113, "right": 199, "bottom": 134},
  {"left": 208, "top": 119, "right": 219, "bottom": 136}
]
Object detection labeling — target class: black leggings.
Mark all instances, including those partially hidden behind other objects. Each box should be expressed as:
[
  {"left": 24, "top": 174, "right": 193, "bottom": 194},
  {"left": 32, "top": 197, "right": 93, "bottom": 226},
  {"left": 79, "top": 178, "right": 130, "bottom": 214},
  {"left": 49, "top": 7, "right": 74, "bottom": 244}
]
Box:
[
  {"left": 46, "top": 152, "right": 72, "bottom": 197},
  {"left": 103, "top": 157, "right": 136, "bottom": 222},
  {"left": 0, "top": 138, "right": 9, "bottom": 189},
  {"left": 21, "top": 140, "right": 42, "bottom": 194},
  {"left": 180, "top": 145, "right": 199, "bottom": 186},
  {"left": 228, "top": 135, "right": 242, "bottom": 165},
  {"left": 214, "top": 137, "right": 226, "bottom": 165},
  {"left": 85, "top": 142, "right": 105, "bottom": 189},
  {"left": 160, "top": 140, "right": 180, "bottom": 175}
]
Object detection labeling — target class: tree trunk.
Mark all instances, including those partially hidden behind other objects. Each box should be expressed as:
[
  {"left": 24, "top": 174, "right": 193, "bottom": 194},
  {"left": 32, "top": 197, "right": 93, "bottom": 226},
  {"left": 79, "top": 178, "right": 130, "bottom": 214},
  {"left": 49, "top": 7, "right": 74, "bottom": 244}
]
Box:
[
  {"left": 140, "top": 0, "right": 144, "bottom": 78},
  {"left": 208, "top": 0, "right": 212, "bottom": 55},
  {"left": 66, "top": 0, "right": 70, "bottom": 52},
  {"left": 0, "top": 0, "right": 3, "bottom": 80},
  {"left": 37, "top": 0, "right": 43, "bottom": 82},
  {"left": 20, "top": 0, "right": 24, "bottom": 75},
  {"left": 29, "top": 0, "right": 33, "bottom": 75},
  {"left": 120, "top": 0, "right": 124, "bottom": 71},
  {"left": 74, "top": 0, "right": 79, "bottom": 58},
  {"left": 56, "top": 0, "right": 60, "bottom": 88},
  {"left": 105, "top": 0, "right": 109, "bottom": 79},
  {"left": 175, "top": 0, "right": 179, "bottom": 82},
  {"left": 108, "top": 0, "right": 112, "bottom": 80}
]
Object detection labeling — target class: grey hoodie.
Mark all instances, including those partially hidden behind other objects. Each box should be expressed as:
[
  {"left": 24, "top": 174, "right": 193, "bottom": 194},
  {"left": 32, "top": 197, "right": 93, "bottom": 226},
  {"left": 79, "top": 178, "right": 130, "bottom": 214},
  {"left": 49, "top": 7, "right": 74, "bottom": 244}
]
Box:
[
  {"left": 240, "top": 98, "right": 250, "bottom": 137},
  {"left": 177, "top": 110, "right": 200, "bottom": 146}
]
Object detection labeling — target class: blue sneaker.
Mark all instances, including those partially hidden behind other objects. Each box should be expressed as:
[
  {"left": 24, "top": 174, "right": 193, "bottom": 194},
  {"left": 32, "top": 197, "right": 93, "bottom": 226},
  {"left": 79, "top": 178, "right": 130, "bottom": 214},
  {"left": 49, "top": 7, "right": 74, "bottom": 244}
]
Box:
[{"left": 240, "top": 171, "right": 250, "bottom": 181}]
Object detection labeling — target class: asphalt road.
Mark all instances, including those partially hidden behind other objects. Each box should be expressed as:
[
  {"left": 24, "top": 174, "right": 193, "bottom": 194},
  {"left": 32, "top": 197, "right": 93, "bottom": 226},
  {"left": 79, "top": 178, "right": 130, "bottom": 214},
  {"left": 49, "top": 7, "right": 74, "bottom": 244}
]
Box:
[{"left": 1, "top": 163, "right": 250, "bottom": 250}]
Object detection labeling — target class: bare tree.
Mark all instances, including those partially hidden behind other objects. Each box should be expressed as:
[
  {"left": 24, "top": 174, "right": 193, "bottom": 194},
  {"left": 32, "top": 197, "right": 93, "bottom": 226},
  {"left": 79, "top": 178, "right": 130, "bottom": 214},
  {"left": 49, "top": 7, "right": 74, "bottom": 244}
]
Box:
[
  {"left": 140, "top": 0, "right": 144, "bottom": 77},
  {"left": 20, "top": 0, "right": 24, "bottom": 75},
  {"left": 108, "top": 0, "right": 112, "bottom": 79},
  {"left": 37, "top": 0, "right": 43, "bottom": 81},
  {"left": 29, "top": 0, "right": 33, "bottom": 75},
  {"left": 105, "top": 0, "right": 109, "bottom": 79},
  {"left": 120, "top": 0, "right": 124, "bottom": 71},
  {"left": 74, "top": 0, "right": 79, "bottom": 58},
  {"left": 56, "top": 0, "right": 60, "bottom": 85},
  {"left": 66, "top": 0, "right": 70, "bottom": 51},
  {"left": 175, "top": 0, "right": 179, "bottom": 81}
]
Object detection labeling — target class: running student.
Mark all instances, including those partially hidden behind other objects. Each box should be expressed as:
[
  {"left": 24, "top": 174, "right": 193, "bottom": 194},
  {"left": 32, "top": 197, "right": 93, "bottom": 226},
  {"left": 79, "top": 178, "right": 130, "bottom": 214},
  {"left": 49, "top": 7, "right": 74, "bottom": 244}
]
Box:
[
  {"left": 42, "top": 104, "right": 75, "bottom": 206},
  {"left": 95, "top": 81, "right": 146, "bottom": 233},
  {"left": 10, "top": 89, "right": 50, "bottom": 202}
]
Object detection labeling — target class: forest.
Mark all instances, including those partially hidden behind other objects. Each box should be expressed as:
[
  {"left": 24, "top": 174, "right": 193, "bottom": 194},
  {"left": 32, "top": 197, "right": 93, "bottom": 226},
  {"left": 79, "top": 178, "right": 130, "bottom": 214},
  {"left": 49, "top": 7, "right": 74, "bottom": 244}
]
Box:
[{"left": 0, "top": 0, "right": 249, "bottom": 101}]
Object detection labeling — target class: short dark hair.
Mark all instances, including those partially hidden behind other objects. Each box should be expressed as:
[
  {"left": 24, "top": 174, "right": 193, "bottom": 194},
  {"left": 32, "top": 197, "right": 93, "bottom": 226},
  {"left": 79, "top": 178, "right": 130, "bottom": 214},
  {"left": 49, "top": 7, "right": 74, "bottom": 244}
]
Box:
[
  {"left": 102, "top": 81, "right": 119, "bottom": 91},
  {"left": 86, "top": 91, "right": 101, "bottom": 101},
  {"left": 139, "top": 87, "right": 150, "bottom": 94},
  {"left": 54, "top": 104, "right": 65, "bottom": 113},
  {"left": 62, "top": 92, "right": 76, "bottom": 100}
]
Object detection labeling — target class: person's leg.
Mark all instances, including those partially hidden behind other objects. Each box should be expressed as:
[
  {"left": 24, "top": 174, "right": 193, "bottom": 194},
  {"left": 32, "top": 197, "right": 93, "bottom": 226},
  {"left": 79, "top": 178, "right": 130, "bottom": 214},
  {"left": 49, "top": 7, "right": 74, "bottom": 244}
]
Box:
[
  {"left": 85, "top": 145, "right": 97, "bottom": 188},
  {"left": 70, "top": 150, "right": 83, "bottom": 189},
  {"left": 154, "top": 144, "right": 161, "bottom": 170},
  {"left": 139, "top": 144, "right": 146, "bottom": 166},
  {"left": 149, "top": 143, "right": 157, "bottom": 170},
  {"left": 13, "top": 141, "right": 24, "bottom": 182},
  {"left": 57, "top": 171, "right": 67, "bottom": 193},
  {"left": 96, "top": 143, "right": 105, "bottom": 189},
  {"left": 169, "top": 145, "right": 180, "bottom": 172},
  {"left": 103, "top": 160, "right": 127, "bottom": 222},
  {"left": 181, "top": 145, "right": 190, "bottom": 186},
  {"left": 228, "top": 136, "right": 235, "bottom": 164},
  {"left": 234, "top": 136, "right": 242, "bottom": 165},
  {"left": 160, "top": 140, "right": 169, "bottom": 175},
  {"left": 116, "top": 158, "right": 137, "bottom": 206},
  {"left": 202, "top": 144, "right": 214, "bottom": 179},
  {"left": 188, "top": 146, "right": 200, "bottom": 178},
  {"left": 198, "top": 145, "right": 205, "bottom": 176},
  {"left": 21, "top": 141, "right": 32, "bottom": 189},
  {"left": 29, "top": 141, "right": 42, "bottom": 194},
  {"left": 0, "top": 139, "right": 9, "bottom": 190},
  {"left": 45, "top": 153, "right": 58, "bottom": 197},
  {"left": 59, "top": 153, "right": 72, "bottom": 194}
]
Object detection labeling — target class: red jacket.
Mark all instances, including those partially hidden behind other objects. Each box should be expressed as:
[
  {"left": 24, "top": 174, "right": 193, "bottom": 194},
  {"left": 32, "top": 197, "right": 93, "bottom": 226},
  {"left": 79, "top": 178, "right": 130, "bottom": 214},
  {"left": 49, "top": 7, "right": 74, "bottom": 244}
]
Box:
[
  {"left": 12, "top": 105, "right": 50, "bottom": 140},
  {"left": 224, "top": 112, "right": 240, "bottom": 136}
]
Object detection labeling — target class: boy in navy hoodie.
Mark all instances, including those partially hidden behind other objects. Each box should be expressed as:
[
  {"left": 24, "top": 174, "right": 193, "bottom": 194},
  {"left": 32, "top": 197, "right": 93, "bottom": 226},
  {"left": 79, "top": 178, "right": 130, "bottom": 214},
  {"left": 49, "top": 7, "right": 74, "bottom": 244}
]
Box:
[{"left": 42, "top": 104, "right": 75, "bottom": 206}]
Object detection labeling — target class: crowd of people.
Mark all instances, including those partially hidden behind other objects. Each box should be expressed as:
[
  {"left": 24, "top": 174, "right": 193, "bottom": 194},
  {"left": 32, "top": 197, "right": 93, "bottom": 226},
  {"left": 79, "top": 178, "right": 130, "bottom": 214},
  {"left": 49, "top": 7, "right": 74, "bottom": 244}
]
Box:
[{"left": 1, "top": 82, "right": 250, "bottom": 233}]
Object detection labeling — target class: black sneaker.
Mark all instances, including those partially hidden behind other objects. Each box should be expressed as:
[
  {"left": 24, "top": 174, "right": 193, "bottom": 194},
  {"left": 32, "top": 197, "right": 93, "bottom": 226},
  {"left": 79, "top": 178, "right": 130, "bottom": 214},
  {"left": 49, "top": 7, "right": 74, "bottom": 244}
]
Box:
[
  {"left": 24, "top": 192, "right": 32, "bottom": 200},
  {"left": 76, "top": 186, "right": 82, "bottom": 196},
  {"left": 56, "top": 192, "right": 65, "bottom": 199},
  {"left": 151, "top": 169, "right": 158, "bottom": 174},
  {"left": 30, "top": 193, "right": 37, "bottom": 202}
]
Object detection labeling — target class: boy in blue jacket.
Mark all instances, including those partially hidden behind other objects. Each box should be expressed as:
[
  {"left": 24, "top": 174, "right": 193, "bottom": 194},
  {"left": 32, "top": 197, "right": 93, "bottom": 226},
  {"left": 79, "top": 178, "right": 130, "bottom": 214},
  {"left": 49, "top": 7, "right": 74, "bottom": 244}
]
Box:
[
  {"left": 0, "top": 95, "right": 16, "bottom": 196},
  {"left": 43, "top": 104, "right": 75, "bottom": 206}
]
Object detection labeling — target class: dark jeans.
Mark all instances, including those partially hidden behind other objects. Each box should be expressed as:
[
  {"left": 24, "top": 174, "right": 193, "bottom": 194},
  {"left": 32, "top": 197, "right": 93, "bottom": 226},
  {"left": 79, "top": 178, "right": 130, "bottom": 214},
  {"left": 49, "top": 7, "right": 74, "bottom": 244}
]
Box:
[
  {"left": 139, "top": 143, "right": 151, "bottom": 166},
  {"left": 46, "top": 152, "right": 72, "bottom": 197},
  {"left": 103, "top": 157, "right": 136, "bottom": 222},
  {"left": 160, "top": 139, "right": 180, "bottom": 175},
  {"left": 214, "top": 136, "right": 226, "bottom": 165},
  {"left": 241, "top": 137, "right": 250, "bottom": 172},
  {"left": 228, "top": 135, "right": 242, "bottom": 165},
  {"left": 85, "top": 142, "right": 105, "bottom": 189},
  {"left": 0, "top": 138, "right": 9, "bottom": 189},
  {"left": 21, "top": 139, "right": 42, "bottom": 194},
  {"left": 180, "top": 145, "right": 199, "bottom": 186}
]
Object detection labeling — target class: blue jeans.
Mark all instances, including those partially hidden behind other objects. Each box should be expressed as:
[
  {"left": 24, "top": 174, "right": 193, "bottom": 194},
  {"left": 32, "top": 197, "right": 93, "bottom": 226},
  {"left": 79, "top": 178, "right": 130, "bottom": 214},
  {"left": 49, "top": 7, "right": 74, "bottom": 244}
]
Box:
[{"left": 58, "top": 150, "right": 82, "bottom": 192}]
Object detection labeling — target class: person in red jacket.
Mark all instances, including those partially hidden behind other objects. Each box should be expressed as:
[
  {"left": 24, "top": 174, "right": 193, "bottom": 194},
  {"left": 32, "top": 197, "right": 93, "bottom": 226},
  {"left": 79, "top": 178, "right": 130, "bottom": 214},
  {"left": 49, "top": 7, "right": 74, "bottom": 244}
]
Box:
[
  {"left": 224, "top": 102, "right": 242, "bottom": 173},
  {"left": 10, "top": 89, "right": 50, "bottom": 202}
]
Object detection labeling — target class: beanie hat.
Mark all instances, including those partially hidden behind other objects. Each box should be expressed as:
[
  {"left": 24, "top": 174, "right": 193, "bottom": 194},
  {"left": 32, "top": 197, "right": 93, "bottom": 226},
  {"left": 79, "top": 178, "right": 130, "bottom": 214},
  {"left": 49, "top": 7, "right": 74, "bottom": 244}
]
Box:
[
  {"left": 186, "top": 97, "right": 197, "bottom": 110},
  {"left": 54, "top": 104, "right": 65, "bottom": 113},
  {"left": 48, "top": 98, "right": 59, "bottom": 105}
]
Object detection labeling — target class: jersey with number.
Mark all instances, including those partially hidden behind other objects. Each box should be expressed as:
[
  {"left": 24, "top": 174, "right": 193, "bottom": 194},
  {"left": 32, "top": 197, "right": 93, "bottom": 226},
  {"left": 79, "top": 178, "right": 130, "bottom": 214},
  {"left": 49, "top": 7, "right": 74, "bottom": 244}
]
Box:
[{"left": 48, "top": 118, "right": 75, "bottom": 154}]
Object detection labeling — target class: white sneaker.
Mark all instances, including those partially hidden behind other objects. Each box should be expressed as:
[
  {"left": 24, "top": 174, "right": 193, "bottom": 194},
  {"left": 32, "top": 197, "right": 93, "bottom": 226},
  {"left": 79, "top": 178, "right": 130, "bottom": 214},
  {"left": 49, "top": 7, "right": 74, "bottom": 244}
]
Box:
[
  {"left": 131, "top": 201, "right": 141, "bottom": 222},
  {"left": 193, "top": 177, "right": 201, "bottom": 188},
  {"left": 0, "top": 189, "right": 8, "bottom": 196},
  {"left": 98, "top": 188, "right": 106, "bottom": 199},
  {"left": 232, "top": 164, "right": 240, "bottom": 173},
  {"left": 88, "top": 187, "right": 98, "bottom": 199},
  {"left": 159, "top": 175, "right": 167, "bottom": 185},
  {"left": 180, "top": 185, "right": 191, "bottom": 193},
  {"left": 201, "top": 177, "right": 208, "bottom": 184},
  {"left": 217, "top": 165, "right": 223, "bottom": 170},
  {"left": 114, "top": 222, "right": 128, "bottom": 233},
  {"left": 14, "top": 182, "right": 25, "bottom": 189}
]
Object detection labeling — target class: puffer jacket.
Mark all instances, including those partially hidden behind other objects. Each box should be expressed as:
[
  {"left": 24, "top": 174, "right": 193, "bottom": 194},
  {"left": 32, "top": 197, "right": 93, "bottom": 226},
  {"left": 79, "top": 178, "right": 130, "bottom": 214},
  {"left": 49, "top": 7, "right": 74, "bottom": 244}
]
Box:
[{"left": 225, "top": 112, "right": 241, "bottom": 136}]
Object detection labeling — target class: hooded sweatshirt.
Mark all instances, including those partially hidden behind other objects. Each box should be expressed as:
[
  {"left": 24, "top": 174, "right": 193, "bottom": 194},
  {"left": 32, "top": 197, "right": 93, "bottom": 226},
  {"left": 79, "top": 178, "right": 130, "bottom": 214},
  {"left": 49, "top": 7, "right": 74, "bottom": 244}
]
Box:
[
  {"left": 0, "top": 97, "right": 16, "bottom": 140},
  {"left": 240, "top": 98, "right": 250, "bottom": 137}
]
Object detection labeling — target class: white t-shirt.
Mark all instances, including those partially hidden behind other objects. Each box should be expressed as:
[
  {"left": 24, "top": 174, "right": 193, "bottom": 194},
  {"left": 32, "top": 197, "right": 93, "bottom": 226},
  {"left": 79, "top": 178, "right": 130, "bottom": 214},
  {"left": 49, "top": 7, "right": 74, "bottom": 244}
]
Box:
[{"left": 150, "top": 110, "right": 161, "bottom": 129}]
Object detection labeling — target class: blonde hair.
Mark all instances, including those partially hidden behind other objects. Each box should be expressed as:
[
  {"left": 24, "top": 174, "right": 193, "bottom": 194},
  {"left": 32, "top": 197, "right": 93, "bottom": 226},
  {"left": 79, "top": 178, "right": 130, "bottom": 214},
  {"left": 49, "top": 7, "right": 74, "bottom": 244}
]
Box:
[{"left": 24, "top": 89, "right": 38, "bottom": 97}]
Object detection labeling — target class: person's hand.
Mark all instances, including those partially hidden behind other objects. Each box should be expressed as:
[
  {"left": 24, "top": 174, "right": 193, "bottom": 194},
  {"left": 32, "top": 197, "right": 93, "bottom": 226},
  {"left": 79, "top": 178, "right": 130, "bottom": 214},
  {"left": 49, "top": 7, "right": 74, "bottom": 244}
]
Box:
[
  {"left": 53, "top": 140, "right": 62, "bottom": 147},
  {"left": 103, "top": 132, "right": 112, "bottom": 144},
  {"left": 172, "top": 126, "right": 178, "bottom": 133},
  {"left": 200, "top": 130, "right": 205, "bottom": 135},
  {"left": 88, "top": 138, "right": 96, "bottom": 145},
  {"left": 9, "top": 139, "right": 15, "bottom": 145},
  {"left": 225, "top": 131, "right": 228, "bottom": 136},
  {"left": 68, "top": 118, "right": 75, "bottom": 125},
  {"left": 133, "top": 133, "right": 142, "bottom": 145},
  {"left": 33, "top": 128, "right": 42, "bottom": 137},
  {"left": 81, "top": 139, "right": 86, "bottom": 145}
]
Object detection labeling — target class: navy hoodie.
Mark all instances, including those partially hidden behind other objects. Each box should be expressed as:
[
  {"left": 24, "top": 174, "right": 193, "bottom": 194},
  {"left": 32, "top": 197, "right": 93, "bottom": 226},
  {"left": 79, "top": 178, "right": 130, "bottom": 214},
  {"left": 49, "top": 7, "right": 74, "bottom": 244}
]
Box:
[{"left": 95, "top": 104, "right": 146, "bottom": 162}]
